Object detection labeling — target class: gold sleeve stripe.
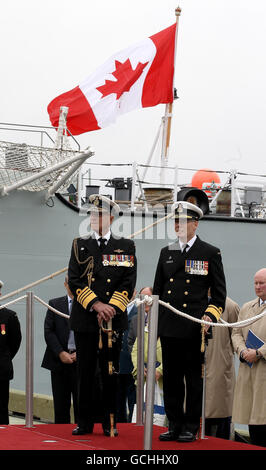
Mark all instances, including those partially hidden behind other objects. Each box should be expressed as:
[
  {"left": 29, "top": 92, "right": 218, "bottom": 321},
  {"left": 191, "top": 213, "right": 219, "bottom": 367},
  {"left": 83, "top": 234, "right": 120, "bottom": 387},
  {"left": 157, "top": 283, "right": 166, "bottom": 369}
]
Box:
[
  {"left": 76, "top": 287, "right": 97, "bottom": 309},
  {"left": 78, "top": 288, "right": 90, "bottom": 303},
  {"left": 111, "top": 293, "right": 128, "bottom": 308},
  {"left": 205, "top": 304, "right": 222, "bottom": 321},
  {"left": 78, "top": 290, "right": 93, "bottom": 306},
  {"left": 112, "top": 290, "right": 129, "bottom": 300},
  {"left": 111, "top": 295, "right": 128, "bottom": 307},
  {"left": 80, "top": 291, "right": 97, "bottom": 309},
  {"left": 109, "top": 297, "right": 127, "bottom": 312},
  {"left": 115, "top": 291, "right": 129, "bottom": 303},
  {"left": 109, "top": 290, "right": 129, "bottom": 312}
]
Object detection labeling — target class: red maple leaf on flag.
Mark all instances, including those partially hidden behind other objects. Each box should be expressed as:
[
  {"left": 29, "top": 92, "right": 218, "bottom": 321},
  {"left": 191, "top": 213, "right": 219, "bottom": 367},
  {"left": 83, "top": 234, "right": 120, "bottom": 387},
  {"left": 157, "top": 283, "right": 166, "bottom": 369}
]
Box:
[{"left": 96, "top": 59, "right": 149, "bottom": 100}]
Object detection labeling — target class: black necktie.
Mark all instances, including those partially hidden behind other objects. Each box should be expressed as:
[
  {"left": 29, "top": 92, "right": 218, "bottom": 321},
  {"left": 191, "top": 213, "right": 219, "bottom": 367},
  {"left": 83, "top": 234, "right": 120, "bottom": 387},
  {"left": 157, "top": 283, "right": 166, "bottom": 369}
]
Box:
[
  {"left": 98, "top": 237, "right": 107, "bottom": 250},
  {"left": 182, "top": 244, "right": 189, "bottom": 254}
]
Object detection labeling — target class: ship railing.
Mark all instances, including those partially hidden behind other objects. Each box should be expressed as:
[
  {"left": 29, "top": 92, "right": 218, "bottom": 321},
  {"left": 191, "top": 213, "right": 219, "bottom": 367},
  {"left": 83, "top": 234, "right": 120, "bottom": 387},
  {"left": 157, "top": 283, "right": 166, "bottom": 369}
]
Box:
[
  {"left": 79, "top": 162, "right": 266, "bottom": 219},
  {"left": 0, "top": 112, "right": 93, "bottom": 199},
  {"left": 0, "top": 142, "right": 94, "bottom": 198},
  {"left": 0, "top": 121, "right": 80, "bottom": 151},
  {"left": 1, "top": 121, "right": 266, "bottom": 219},
  {"left": 2, "top": 291, "right": 266, "bottom": 449}
]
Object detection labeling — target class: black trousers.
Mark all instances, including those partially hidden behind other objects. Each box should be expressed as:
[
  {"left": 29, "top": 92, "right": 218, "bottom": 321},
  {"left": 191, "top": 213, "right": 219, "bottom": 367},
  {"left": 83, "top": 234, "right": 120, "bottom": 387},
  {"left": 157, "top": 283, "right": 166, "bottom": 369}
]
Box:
[
  {"left": 0, "top": 380, "right": 10, "bottom": 425},
  {"left": 205, "top": 417, "right": 232, "bottom": 440},
  {"left": 51, "top": 363, "right": 78, "bottom": 424},
  {"left": 116, "top": 374, "right": 136, "bottom": 423},
  {"left": 160, "top": 335, "right": 203, "bottom": 434},
  {"left": 74, "top": 330, "right": 122, "bottom": 429},
  {"left": 249, "top": 424, "right": 266, "bottom": 447}
]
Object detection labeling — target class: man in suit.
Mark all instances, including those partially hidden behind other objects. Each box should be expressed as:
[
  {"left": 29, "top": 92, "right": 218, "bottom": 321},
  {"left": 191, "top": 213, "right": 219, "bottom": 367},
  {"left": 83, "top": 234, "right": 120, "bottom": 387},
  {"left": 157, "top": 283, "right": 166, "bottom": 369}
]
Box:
[
  {"left": 41, "top": 276, "right": 79, "bottom": 424},
  {"left": 153, "top": 201, "right": 226, "bottom": 442},
  {"left": 0, "top": 280, "right": 22, "bottom": 424},
  {"left": 68, "top": 194, "right": 137, "bottom": 436}
]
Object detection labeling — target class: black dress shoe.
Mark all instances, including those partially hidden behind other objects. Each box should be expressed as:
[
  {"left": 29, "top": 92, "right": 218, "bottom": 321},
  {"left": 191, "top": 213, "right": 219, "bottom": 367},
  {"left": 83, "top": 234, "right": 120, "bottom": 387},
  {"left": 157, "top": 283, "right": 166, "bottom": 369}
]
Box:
[
  {"left": 103, "top": 427, "right": 118, "bottom": 437},
  {"left": 159, "top": 430, "right": 179, "bottom": 441},
  {"left": 177, "top": 430, "right": 196, "bottom": 442},
  {"left": 72, "top": 425, "right": 93, "bottom": 435}
]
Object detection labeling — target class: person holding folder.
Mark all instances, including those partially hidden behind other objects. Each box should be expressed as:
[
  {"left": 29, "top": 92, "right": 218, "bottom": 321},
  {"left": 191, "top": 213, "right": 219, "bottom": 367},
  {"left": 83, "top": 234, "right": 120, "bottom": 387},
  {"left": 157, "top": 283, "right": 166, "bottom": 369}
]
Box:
[{"left": 232, "top": 268, "right": 266, "bottom": 447}]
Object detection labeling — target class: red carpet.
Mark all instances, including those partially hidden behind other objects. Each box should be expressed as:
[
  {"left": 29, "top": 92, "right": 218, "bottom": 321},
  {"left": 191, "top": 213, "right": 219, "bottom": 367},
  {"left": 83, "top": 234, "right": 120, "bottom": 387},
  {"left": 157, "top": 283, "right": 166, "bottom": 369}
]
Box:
[{"left": 0, "top": 423, "right": 264, "bottom": 451}]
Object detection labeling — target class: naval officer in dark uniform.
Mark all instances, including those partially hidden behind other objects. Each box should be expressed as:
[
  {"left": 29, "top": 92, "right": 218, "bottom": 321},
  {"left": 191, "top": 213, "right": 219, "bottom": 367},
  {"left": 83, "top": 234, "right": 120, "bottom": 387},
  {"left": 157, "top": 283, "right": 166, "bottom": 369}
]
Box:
[
  {"left": 153, "top": 201, "right": 226, "bottom": 442},
  {"left": 0, "top": 280, "right": 22, "bottom": 424},
  {"left": 68, "top": 194, "right": 137, "bottom": 436}
]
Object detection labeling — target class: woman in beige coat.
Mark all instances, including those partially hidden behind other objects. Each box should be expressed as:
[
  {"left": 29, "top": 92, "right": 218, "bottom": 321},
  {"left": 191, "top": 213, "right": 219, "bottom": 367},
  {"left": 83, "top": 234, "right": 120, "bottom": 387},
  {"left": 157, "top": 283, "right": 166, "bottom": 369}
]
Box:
[
  {"left": 205, "top": 297, "right": 239, "bottom": 439},
  {"left": 232, "top": 268, "right": 266, "bottom": 447}
]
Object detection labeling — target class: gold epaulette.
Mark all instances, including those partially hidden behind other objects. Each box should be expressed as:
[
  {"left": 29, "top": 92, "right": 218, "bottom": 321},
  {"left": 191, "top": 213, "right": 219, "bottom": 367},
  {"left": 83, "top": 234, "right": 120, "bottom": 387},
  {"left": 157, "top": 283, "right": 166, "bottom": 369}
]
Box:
[
  {"left": 109, "top": 290, "right": 129, "bottom": 312},
  {"left": 76, "top": 286, "right": 97, "bottom": 309},
  {"left": 205, "top": 304, "right": 223, "bottom": 322}
]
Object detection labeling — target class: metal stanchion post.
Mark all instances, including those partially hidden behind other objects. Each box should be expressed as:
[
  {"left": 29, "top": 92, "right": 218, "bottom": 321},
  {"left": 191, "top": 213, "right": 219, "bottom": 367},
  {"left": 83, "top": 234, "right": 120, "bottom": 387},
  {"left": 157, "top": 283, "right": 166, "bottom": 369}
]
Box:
[
  {"left": 136, "top": 295, "right": 145, "bottom": 425},
  {"left": 200, "top": 353, "right": 207, "bottom": 440},
  {"left": 25, "top": 291, "right": 34, "bottom": 428},
  {"left": 143, "top": 295, "right": 159, "bottom": 450}
]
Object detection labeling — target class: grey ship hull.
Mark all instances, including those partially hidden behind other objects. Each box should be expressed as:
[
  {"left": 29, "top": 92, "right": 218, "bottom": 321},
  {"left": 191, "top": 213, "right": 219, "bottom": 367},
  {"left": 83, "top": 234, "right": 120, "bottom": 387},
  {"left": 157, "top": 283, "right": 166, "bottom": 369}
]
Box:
[{"left": 1, "top": 190, "right": 265, "bottom": 397}]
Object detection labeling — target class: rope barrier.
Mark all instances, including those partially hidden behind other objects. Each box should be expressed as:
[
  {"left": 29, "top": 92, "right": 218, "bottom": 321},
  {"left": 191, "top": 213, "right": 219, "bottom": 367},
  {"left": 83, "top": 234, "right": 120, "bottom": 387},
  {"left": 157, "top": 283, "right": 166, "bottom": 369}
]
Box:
[
  {"left": 33, "top": 295, "right": 69, "bottom": 319},
  {"left": 158, "top": 299, "right": 266, "bottom": 329},
  {"left": 0, "top": 295, "right": 27, "bottom": 310},
  {"left": 0, "top": 267, "right": 67, "bottom": 302},
  {"left": 1, "top": 292, "right": 264, "bottom": 332},
  {"left": 133, "top": 296, "right": 153, "bottom": 307}
]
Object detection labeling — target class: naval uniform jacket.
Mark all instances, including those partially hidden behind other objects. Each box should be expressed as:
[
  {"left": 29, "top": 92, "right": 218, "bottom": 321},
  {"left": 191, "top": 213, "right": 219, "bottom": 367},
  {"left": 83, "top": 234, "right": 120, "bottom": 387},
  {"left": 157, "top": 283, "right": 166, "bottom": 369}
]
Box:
[
  {"left": 0, "top": 307, "right": 21, "bottom": 381},
  {"left": 68, "top": 233, "right": 137, "bottom": 333},
  {"left": 153, "top": 236, "right": 226, "bottom": 339}
]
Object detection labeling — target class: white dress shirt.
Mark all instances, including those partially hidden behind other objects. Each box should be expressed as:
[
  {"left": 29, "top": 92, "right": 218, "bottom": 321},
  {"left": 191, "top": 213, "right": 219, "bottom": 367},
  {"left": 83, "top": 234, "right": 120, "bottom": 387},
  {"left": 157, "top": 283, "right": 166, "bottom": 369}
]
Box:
[
  {"left": 67, "top": 296, "right": 76, "bottom": 351},
  {"left": 93, "top": 230, "right": 111, "bottom": 247},
  {"left": 179, "top": 235, "right": 197, "bottom": 253}
]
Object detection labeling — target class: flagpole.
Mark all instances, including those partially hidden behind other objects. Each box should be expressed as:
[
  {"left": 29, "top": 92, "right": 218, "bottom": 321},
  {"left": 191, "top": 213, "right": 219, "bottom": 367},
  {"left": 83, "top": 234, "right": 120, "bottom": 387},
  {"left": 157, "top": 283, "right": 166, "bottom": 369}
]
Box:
[{"left": 160, "top": 6, "right": 182, "bottom": 186}]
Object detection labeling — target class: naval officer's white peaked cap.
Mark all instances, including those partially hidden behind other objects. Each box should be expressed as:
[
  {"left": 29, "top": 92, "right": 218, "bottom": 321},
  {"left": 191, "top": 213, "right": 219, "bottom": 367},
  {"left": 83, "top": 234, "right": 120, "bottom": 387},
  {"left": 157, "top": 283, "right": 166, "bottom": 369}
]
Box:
[
  {"left": 171, "top": 201, "right": 203, "bottom": 220},
  {"left": 88, "top": 194, "right": 120, "bottom": 216}
]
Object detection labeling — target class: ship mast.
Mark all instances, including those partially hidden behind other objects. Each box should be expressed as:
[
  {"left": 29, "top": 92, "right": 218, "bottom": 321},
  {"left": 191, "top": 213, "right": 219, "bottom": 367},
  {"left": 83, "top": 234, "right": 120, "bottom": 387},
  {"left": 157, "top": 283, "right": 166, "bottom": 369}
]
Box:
[{"left": 160, "top": 6, "right": 182, "bottom": 185}]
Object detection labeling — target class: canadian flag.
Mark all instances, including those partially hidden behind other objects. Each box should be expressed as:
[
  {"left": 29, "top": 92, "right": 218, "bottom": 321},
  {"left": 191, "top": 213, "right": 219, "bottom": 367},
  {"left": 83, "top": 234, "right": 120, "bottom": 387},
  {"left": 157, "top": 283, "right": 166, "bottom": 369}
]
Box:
[{"left": 47, "top": 23, "right": 176, "bottom": 136}]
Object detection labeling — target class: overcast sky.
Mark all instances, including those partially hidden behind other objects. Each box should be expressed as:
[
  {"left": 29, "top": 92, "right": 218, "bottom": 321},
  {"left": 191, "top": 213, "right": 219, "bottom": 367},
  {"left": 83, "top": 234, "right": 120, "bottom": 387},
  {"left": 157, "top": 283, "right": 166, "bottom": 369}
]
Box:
[{"left": 1, "top": 0, "right": 266, "bottom": 189}]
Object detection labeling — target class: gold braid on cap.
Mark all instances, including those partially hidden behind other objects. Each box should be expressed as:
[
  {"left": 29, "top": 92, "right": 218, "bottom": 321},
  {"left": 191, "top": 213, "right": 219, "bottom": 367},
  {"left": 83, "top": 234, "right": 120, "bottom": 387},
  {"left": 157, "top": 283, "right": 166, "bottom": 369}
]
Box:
[{"left": 73, "top": 238, "right": 94, "bottom": 288}]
